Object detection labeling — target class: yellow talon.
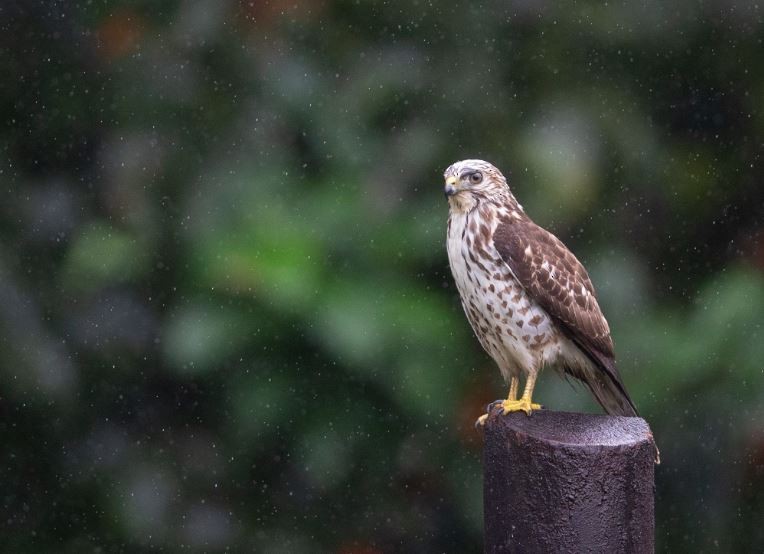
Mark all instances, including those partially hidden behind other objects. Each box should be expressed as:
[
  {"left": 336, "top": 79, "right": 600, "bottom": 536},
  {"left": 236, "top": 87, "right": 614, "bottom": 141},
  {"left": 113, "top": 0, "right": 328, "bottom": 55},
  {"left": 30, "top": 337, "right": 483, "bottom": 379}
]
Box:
[
  {"left": 475, "top": 375, "right": 542, "bottom": 428},
  {"left": 501, "top": 373, "right": 540, "bottom": 415},
  {"left": 500, "top": 398, "right": 542, "bottom": 415}
]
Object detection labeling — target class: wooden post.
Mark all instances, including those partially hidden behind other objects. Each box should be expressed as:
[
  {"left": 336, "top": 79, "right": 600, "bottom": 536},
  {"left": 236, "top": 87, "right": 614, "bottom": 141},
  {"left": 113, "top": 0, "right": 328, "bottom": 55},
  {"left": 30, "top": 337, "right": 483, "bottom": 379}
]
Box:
[{"left": 483, "top": 411, "right": 655, "bottom": 554}]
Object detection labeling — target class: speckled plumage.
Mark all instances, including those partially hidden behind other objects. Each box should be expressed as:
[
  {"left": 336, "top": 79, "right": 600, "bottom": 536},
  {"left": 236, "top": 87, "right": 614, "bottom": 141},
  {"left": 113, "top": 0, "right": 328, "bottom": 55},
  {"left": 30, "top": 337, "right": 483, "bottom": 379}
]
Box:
[{"left": 444, "top": 159, "right": 638, "bottom": 417}]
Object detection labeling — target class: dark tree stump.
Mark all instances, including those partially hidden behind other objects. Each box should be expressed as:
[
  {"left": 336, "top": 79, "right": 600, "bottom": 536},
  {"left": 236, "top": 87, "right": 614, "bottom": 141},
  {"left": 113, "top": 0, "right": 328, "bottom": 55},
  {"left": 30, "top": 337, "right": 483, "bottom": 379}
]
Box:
[{"left": 483, "top": 411, "right": 656, "bottom": 554}]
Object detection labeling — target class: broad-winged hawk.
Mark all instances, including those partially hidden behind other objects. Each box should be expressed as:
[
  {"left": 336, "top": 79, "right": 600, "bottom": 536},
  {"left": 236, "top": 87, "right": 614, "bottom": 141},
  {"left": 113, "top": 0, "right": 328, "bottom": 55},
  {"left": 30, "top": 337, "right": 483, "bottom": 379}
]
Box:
[{"left": 444, "top": 159, "right": 639, "bottom": 426}]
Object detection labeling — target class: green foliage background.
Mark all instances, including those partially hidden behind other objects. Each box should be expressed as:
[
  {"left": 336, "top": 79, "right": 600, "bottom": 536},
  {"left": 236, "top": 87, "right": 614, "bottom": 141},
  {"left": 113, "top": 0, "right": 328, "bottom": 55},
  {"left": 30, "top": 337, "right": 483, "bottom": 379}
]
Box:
[{"left": 1, "top": 1, "right": 763, "bottom": 552}]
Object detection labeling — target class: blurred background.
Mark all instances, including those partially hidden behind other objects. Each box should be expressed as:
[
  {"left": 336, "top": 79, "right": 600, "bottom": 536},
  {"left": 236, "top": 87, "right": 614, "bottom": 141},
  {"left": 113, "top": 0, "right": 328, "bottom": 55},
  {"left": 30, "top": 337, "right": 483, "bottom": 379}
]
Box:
[{"left": 1, "top": 1, "right": 763, "bottom": 552}]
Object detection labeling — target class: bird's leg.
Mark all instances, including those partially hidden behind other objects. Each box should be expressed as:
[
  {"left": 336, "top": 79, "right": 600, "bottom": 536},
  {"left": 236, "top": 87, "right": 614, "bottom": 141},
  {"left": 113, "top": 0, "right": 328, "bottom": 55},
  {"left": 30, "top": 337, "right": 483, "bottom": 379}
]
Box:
[
  {"left": 487, "top": 377, "right": 519, "bottom": 411},
  {"left": 508, "top": 377, "right": 519, "bottom": 401},
  {"left": 500, "top": 373, "right": 542, "bottom": 415},
  {"left": 518, "top": 372, "right": 542, "bottom": 414},
  {"left": 475, "top": 377, "right": 521, "bottom": 427}
]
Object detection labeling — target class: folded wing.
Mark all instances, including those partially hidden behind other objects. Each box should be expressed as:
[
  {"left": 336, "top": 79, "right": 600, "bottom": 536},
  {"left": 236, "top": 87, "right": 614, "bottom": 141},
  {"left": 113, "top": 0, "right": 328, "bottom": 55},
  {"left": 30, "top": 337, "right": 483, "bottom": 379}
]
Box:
[{"left": 493, "top": 217, "right": 638, "bottom": 417}]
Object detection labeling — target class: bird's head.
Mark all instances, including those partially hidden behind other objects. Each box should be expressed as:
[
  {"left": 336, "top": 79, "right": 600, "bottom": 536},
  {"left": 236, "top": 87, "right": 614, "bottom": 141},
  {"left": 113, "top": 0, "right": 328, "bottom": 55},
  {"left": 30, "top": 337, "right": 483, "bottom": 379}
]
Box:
[{"left": 443, "top": 159, "right": 513, "bottom": 212}]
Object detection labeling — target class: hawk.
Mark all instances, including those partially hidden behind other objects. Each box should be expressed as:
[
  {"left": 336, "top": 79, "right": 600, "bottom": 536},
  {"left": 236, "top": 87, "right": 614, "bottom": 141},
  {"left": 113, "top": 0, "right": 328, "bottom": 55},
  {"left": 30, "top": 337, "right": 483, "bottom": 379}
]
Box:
[{"left": 444, "top": 159, "right": 639, "bottom": 425}]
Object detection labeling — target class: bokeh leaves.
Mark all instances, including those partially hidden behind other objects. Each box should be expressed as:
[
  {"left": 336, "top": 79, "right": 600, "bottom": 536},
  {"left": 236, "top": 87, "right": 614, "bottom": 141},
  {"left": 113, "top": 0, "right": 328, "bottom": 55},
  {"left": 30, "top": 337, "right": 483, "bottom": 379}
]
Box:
[{"left": 1, "top": 1, "right": 763, "bottom": 552}]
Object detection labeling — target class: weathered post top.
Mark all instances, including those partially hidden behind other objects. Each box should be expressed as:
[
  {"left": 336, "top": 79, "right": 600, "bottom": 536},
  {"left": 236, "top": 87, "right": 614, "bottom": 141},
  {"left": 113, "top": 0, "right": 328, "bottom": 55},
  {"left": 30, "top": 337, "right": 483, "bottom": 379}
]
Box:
[{"left": 483, "top": 410, "right": 656, "bottom": 554}]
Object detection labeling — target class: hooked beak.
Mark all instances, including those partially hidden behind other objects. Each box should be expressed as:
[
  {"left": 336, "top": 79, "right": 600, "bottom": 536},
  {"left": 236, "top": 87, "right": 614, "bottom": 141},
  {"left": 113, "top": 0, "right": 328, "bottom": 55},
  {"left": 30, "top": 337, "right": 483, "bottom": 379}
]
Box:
[{"left": 444, "top": 175, "right": 458, "bottom": 197}]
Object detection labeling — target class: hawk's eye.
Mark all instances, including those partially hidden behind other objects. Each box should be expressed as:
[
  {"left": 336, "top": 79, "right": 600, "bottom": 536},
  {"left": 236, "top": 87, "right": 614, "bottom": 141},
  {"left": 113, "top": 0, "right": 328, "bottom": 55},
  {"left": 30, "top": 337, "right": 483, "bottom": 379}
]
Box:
[{"left": 469, "top": 171, "right": 483, "bottom": 184}]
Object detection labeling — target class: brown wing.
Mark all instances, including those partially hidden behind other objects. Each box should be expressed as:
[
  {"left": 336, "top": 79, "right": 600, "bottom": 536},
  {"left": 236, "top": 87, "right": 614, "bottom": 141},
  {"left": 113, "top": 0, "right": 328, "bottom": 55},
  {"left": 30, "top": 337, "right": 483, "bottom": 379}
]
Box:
[{"left": 494, "top": 217, "right": 638, "bottom": 416}]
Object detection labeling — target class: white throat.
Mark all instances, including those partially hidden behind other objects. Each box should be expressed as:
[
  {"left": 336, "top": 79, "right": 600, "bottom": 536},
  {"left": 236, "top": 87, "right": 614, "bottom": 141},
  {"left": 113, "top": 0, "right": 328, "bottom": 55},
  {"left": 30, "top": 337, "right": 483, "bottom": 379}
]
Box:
[{"left": 447, "top": 193, "right": 478, "bottom": 214}]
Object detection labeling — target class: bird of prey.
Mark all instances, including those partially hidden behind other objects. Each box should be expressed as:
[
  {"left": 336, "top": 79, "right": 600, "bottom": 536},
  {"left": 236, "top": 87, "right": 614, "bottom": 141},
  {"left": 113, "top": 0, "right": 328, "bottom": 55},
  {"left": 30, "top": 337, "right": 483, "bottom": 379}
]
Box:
[{"left": 443, "top": 159, "right": 639, "bottom": 426}]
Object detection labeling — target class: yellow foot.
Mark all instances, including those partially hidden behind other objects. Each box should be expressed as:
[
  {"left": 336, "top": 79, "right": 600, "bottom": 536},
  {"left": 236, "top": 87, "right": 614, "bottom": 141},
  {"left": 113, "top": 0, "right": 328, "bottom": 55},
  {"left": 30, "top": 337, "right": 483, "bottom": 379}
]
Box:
[{"left": 500, "top": 398, "right": 542, "bottom": 415}]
